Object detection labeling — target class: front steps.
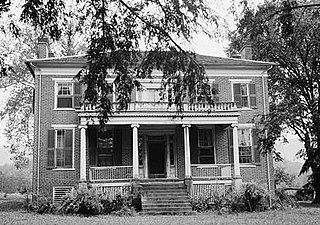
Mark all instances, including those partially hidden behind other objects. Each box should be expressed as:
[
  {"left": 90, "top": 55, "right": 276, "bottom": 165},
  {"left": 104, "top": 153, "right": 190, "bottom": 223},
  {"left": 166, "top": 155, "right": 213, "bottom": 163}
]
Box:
[{"left": 140, "top": 180, "right": 194, "bottom": 215}]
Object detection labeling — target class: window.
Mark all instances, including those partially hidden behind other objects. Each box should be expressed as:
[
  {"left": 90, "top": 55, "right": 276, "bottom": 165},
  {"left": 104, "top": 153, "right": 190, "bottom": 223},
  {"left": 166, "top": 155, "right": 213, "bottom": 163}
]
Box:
[
  {"left": 55, "top": 81, "right": 81, "bottom": 109},
  {"left": 47, "top": 129, "right": 74, "bottom": 169},
  {"left": 238, "top": 128, "right": 253, "bottom": 163},
  {"left": 97, "top": 130, "right": 114, "bottom": 166},
  {"left": 228, "top": 126, "right": 260, "bottom": 164},
  {"left": 198, "top": 129, "right": 214, "bottom": 164},
  {"left": 195, "top": 83, "right": 219, "bottom": 103},
  {"left": 233, "top": 83, "right": 256, "bottom": 108}
]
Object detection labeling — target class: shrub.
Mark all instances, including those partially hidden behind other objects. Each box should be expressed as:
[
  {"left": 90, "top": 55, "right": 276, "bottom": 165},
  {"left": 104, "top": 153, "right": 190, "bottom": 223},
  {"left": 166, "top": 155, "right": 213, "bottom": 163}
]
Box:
[
  {"left": 190, "top": 183, "right": 281, "bottom": 213},
  {"left": 241, "top": 183, "right": 269, "bottom": 212},
  {"left": 58, "top": 188, "right": 103, "bottom": 216},
  {"left": 33, "top": 197, "right": 57, "bottom": 214},
  {"left": 32, "top": 184, "right": 142, "bottom": 216},
  {"left": 190, "top": 195, "right": 212, "bottom": 212}
]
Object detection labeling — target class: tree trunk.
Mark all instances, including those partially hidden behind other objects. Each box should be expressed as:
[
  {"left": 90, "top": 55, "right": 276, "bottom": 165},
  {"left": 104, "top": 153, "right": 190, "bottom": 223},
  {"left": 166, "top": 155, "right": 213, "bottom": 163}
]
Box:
[{"left": 312, "top": 168, "right": 320, "bottom": 203}]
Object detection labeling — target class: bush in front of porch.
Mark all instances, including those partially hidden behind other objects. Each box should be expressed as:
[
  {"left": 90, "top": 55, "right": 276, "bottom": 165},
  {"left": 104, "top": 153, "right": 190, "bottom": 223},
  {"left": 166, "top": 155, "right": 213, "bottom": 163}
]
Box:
[
  {"left": 32, "top": 183, "right": 142, "bottom": 216},
  {"left": 190, "top": 183, "right": 297, "bottom": 213}
]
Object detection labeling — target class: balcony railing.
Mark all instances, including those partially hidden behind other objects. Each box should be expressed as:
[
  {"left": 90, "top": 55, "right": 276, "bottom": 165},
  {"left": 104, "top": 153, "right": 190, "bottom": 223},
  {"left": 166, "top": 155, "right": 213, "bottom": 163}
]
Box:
[
  {"left": 80, "top": 101, "right": 237, "bottom": 112},
  {"left": 89, "top": 166, "right": 133, "bottom": 182},
  {"left": 191, "top": 164, "right": 232, "bottom": 178}
]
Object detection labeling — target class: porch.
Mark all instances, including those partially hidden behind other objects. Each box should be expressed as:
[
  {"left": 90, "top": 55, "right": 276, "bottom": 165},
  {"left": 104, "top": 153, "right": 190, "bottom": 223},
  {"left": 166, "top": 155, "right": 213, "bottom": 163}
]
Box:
[{"left": 77, "top": 101, "right": 243, "bottom": 197}]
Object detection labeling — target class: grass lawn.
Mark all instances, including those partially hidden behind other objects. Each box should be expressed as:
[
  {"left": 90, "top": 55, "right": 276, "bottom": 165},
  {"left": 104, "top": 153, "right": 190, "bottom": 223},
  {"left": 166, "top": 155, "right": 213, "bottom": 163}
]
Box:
[
  {"left": 1, "top": 194, "right": 320, "bottom": 225},
  {"left": 0, "top": 208, "right": 320, "bottom": 225}
]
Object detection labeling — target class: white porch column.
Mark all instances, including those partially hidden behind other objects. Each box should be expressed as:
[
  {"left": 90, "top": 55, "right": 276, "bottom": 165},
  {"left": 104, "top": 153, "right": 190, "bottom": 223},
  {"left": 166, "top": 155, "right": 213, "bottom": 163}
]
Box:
[
  {"left": 79, "top": 125, "right": 88, "bottom": 183},
  {"left": 131, "top": 124, "right": 140, "bottom": 179},
  {"left": 182, "top": 124, "right": 191, "bottom": 178},
  {"left": 232, "top": 124, "right": 242, "bottom": 190}
]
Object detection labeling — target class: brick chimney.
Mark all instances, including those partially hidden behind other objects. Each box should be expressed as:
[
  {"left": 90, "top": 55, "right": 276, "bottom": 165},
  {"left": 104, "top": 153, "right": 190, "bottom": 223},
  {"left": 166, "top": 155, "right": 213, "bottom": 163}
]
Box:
[
  {"left": 38, "top": 38, "right": 49, "bottom": 58},
  {"left": 240, "top": 44, "right": 252, "bottom": 60}
]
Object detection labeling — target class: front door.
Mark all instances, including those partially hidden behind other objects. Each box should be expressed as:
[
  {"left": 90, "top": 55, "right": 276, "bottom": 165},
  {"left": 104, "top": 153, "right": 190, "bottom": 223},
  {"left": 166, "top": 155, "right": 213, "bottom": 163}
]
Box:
[{"left": 148, "top": 137, "right": 165, "bottom": 178}]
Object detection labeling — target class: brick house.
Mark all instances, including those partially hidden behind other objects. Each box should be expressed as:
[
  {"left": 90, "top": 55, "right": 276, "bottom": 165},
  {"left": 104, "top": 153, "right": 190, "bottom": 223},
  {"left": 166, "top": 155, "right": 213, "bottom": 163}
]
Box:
[{"left": 26, "top": 40, "right": 274, "bottom": 206}]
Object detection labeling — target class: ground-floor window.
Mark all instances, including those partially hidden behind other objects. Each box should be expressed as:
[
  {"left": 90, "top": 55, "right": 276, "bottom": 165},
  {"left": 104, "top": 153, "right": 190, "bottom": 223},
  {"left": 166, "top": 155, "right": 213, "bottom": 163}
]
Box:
[
  {"left": 197, "top": 128, "right": 215, "bottom": 164},
  {"left": 47, "top": 128, "right": 74, "bottom": 169},
  {"left": 88, "top": 126, "right": 122, "bottom": 166}
]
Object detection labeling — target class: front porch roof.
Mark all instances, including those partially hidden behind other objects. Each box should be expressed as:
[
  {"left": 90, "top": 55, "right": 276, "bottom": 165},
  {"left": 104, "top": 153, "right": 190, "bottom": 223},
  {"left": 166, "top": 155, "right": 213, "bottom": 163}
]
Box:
[{"left": 78, "top": 111, "right": 240, "bottom": 125}]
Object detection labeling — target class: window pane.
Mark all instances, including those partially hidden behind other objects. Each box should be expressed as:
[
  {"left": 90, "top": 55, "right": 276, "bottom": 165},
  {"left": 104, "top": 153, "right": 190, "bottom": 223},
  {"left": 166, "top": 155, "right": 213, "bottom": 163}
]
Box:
[
  {"left": 198, "top": 129, "right": 213, "bottom": 147},
  {"left": 58, "top": 83, "right": 72, "bottom": 95},
  {"left": 241, "top": 96, "right": 249, "bottom": 107},
  {"left": 138, "top": 136, "right": 143, "bottom": 166},
  {"left": 240, "top": 84, "right": 248, "bottom": 95},
  {"left": 57, "top": 97, "right": 72, "bottom": 108},
  {"left": 57, "top": 130, "right": 65, "bottom": 148},
  {"left": 64, "top": 149, "right": 72, "bottom": 167},
  {"left": 238, "top": 129, "right": 251, "bottom": 147}
]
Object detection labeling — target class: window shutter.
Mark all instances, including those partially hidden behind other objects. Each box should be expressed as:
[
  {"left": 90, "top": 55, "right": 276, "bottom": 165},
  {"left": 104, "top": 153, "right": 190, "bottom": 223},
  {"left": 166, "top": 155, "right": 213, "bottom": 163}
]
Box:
[
  {"left": 73, "top": 82, "right": 81, "bottom": 109},
  {"left": 64, "top": 130, "right": 73, "bottom": 168},
  {"left": 228, "top": 128, "right": 234, "bottom": 163},
  {"left": 190, "top": 126, "right": 198, "bottom": 164},
  {"left": 249, "top": 83, "right": 257, "bottom": 108},
  {"left": 233, "top": 84, "right": 241, "bottom": 107},
  {"left": 212, "top": 83, "right": 219, "bottom": 102},
  {"left": 47, "top": 130, "right": 55, "bottom": 169},
  {"left": 252, "top": 128, "right": 260, "bottom": 163}
]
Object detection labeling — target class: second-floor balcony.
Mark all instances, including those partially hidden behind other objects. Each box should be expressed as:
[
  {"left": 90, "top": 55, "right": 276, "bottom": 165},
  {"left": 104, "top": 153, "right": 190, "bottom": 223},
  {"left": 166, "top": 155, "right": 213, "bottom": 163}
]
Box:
[{"left": 79, "top": 101, "right": 238, "bottom": 113}]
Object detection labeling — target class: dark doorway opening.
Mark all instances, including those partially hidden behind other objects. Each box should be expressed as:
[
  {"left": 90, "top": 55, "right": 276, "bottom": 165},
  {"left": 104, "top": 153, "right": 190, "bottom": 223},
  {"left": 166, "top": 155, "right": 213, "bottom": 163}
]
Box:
[{"left": 148, "top": 138, "right": 165, "bottom": 178}]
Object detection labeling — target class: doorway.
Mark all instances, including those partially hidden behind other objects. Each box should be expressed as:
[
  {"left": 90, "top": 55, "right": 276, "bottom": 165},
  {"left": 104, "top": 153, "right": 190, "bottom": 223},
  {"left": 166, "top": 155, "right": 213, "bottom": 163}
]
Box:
[{"left": 148, "top": 137, "right": 165, "bottom": 178}]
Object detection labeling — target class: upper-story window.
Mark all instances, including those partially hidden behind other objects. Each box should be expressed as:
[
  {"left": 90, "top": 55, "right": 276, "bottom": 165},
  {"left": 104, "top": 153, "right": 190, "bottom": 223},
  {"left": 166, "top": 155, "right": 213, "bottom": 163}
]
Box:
[
  {"left": 55, "top": 80, "right": 81, "bottom": 109},
  {"left": 232, "top": 82, "right": 256, "bottom": 108}
]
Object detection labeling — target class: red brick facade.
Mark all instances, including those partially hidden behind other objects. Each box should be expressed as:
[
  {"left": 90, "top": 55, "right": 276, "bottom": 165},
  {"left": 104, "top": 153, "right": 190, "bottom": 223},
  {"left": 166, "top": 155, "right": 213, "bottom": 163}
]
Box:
[{"left": 28, "top": 53, "right": 274, "bottom": 199}]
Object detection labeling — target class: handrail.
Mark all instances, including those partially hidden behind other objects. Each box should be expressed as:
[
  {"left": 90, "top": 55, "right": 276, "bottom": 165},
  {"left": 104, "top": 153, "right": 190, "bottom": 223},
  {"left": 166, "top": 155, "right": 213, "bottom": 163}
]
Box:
[{"left": 80, "top": 101, "right": 238, "bottom": 112}]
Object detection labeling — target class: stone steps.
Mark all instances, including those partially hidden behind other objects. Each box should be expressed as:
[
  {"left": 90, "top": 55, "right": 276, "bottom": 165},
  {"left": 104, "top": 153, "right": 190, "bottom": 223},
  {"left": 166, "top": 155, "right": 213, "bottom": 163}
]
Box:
[{"left": 141, "top": 181, "right": 194, "bottom": 215}]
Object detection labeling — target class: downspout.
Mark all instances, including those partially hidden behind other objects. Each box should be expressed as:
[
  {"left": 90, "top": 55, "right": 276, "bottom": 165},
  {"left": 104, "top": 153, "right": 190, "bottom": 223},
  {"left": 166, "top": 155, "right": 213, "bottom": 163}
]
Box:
[
  {"left": 262, "top": 71, "right": 272, "bottom": 206},
  {"left": 37, "top": 69, "right": 42, "bottom": 196}
]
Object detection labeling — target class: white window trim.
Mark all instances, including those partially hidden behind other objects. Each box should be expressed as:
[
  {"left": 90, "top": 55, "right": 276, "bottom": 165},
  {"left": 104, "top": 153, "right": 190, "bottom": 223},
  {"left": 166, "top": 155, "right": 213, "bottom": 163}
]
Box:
[
  {"left": 54, "top": 80, "right": 77, "bottom": 110},
  {"left": 229, "top": 79, "right": 252, "bottom": 83},
  {"left": 51, "top": 127, "right": 75, "bottom": 170},
  {"left": 52, "top": 78, "right": 74, "bottom": 82},
  {"left": 51, "top": 124, "right": 78, "bottom": 129},
  {"left": 197, "top": 127, "right": 216, "bottom": 164},
  {"left": 230, "top": 79, "right": 254, "bottom": 110},
  {"left": 238, "top": 124, "right": 254, "bottom": 164}
]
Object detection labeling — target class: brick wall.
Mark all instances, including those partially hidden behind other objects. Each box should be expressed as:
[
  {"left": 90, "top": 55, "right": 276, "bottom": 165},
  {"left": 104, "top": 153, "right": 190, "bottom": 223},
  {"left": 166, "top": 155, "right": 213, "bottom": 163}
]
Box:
[
  {"left": 33, "top": 66, "right": 273, "bottom": 196},
  {"left": 34, "top": 73, "right": 80, "bottom": 197}
]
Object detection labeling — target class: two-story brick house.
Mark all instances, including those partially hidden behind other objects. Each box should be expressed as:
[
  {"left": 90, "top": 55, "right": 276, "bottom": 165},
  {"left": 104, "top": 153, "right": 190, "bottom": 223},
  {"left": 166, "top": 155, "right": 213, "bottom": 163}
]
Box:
[{"left": 26, "top": 39, "right": 274, "bottom": 206}]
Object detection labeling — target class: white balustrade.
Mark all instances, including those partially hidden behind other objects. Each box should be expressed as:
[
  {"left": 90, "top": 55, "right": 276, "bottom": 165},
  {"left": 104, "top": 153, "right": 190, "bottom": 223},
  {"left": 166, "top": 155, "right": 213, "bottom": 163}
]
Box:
[{"left": 80, "top": 102, "right": 238, "bottom": 112}]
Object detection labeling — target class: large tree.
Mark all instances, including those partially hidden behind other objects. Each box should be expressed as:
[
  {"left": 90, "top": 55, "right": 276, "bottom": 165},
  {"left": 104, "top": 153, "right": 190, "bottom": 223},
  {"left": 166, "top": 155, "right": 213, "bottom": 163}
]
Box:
[
  {"left": 0, "top": 1, "right": 87, "bottom": 168},
  {"left": 20, "top": 0, "right": 218, "bottom": 123},
  {"left": 227, "top": 0, "right": 320, "bottom": 202},
  {"left": 0, "top": 0, "right": 219, "bottom": 167}
]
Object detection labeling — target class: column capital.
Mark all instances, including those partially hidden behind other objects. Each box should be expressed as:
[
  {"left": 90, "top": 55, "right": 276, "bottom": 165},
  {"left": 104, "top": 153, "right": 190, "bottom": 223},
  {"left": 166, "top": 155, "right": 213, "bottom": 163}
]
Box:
[
  {"left": 131, "top": 124, "right": 140, "bottom": 129},
  {"left": 182, "top": 124, "right": 191, "bottom": 128},
  {"left": 231, "top": 123, "right": 239, "bottom": 128},
  {"left": 78, "top": 125, "right": 88, "bottom": 130}
]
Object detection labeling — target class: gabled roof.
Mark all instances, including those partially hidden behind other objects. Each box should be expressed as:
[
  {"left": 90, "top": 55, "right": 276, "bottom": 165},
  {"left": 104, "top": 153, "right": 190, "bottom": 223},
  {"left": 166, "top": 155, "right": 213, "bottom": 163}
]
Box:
[{"left": 26, "top": 53, "right": 275, "bottom": 76}]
